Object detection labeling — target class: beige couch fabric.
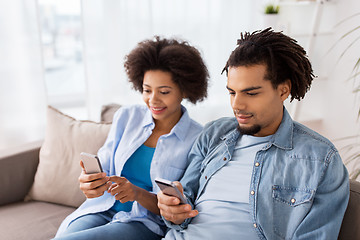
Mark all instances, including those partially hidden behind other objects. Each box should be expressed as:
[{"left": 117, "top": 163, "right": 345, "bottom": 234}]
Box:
[{"left": 0, "top": 201, "right": 75, "bottom": 240}]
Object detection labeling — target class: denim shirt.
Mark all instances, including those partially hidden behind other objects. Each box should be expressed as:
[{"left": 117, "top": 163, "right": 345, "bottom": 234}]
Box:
[
  {"left": 167, "top": 108, "right": 349, "bottom": 240},
  {"left": 56, "top": 104, "right": 202, "bottom": 237}
]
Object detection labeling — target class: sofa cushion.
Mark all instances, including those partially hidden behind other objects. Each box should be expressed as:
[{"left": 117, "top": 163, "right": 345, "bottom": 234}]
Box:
[
  {"left": 101, "top": 103, "right": 121, "bottom": 122},
  {"left": 0, "top": 140, "right": 42, "bottom": 206},
  {"left": 0, "top": 201, "right": 75, "bottom": 240},
  {"left": 26, "top": 106, "right": 112, "bottom": 207},
  {"left": 338, "top": 179, "right": 360, "bottom": 239}
]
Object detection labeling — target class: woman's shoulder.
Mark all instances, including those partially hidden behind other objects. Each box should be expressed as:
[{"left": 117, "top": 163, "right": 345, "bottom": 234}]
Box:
[{"left": 113, "top": 104, "right": 148, "bottom": 120}]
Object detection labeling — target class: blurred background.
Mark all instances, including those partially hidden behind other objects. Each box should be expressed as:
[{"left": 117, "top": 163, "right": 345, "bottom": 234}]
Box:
[{"left": 1, "top": 0, "right": 360, "bottom": 173}]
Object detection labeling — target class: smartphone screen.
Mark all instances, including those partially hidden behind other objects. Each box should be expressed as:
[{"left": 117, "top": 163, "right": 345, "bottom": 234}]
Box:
[
  {"left": 155, "top": 177, "right": 186, "bottom": 204},
  {"left": 80, "top": 152, "right": 103, "bottom": 174}
]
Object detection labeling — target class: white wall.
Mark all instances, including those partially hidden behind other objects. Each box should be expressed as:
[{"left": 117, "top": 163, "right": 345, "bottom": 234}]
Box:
[
  {"left": 314, "top": 0, "right": 360, "bottom": 144},
  {"left": 317, "top": 0, "right": 360, "bottom": 175}
]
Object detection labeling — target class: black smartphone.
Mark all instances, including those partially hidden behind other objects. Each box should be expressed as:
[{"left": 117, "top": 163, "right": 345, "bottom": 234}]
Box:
[
  {"left": 155, "top": 177, "right": 187, "bottom": 204},
  {"left": 80, "top": 152, "right": 103, "bottom": 174}
]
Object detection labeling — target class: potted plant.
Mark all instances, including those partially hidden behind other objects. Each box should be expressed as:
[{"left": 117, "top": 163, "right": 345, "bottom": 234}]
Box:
[
  {"left": 333, "top": 13, "right": 360, "bottom": 180},
  {"left": 265, "top": 4, "right": 280, "bottom": 14},
  {"left": 262, "top": 3, "right": 280, "bottom": 29}
]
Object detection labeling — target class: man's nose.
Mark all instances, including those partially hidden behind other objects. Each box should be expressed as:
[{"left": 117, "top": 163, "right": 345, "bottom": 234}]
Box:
[{"left": 231, "top": 94, "right": 246, "bottom": 111}]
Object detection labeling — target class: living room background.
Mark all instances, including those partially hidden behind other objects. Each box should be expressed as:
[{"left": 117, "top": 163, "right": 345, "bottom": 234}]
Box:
[{"left": 1, "top": 0, "right": 360, "bottom": 166}]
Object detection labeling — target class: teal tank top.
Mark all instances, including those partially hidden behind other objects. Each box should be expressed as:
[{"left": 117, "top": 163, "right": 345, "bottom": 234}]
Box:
[{"left": 110, "top": 144, "right": 155, "bottom": 212}]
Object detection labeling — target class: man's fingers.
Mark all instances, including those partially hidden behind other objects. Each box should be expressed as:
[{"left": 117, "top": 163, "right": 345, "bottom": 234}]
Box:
[
  {"left": 172, "top": 181, "right": 184, "bottom": 194},
  {"left": 157, "top": 191, "right": 182, "bottom": 205},
  {"left": 158, "top": 203, "right": 198, "bottom": 223}
]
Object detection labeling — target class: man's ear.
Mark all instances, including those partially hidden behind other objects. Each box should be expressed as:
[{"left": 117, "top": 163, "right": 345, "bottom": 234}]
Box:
[{"left": 278, "top": 79, "right": 291, "bottom": 101}]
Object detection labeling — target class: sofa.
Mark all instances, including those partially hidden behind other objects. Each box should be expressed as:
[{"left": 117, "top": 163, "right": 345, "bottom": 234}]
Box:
[{"left": 0, "top": 104, "right": 359, "bottom": 240}]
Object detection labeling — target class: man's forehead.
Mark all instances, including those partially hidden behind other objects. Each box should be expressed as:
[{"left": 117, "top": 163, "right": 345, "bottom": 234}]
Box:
[{"left": 227, "top": 65, "right": 269, "bottom": 88}]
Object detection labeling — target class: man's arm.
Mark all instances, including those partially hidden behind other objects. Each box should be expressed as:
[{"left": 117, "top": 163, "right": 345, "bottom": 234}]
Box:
[
  {"left": 157, "top": 121, "right": 213, "bottom": 230},
  {"left": 292, "top": 150, "right": 349, "bottom": 239}
]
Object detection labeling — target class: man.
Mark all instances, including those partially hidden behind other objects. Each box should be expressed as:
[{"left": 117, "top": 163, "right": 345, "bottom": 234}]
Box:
[{"left": 157, "top": 28, "right": 349, "bottom": 239}]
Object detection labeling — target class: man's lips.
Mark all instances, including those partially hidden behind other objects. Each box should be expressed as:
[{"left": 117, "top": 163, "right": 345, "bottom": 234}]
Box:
[{"left": 236, "top": 114, "right": 253, "bottom": 124}]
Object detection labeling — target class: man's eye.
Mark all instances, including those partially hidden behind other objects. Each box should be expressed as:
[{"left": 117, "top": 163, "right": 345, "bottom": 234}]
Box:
[
  {"left": 228, "top": 91, "right": 235, "bottom": 95},
  {"left": 247, "top": 92, "right": 258, "bottom": 96}
]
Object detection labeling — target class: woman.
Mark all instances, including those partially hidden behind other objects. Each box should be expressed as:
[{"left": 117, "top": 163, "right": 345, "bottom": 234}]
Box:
[{"left": 54, "top": 36, "right": 209, "bottom": 240}]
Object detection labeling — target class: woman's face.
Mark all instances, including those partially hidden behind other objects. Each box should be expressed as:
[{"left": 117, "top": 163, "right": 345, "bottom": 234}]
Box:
[{"left": 142, "top": 70, "right": 184, "bottom": 125}]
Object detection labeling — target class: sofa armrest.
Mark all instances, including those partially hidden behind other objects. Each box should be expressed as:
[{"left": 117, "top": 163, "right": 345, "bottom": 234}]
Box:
[
  {"left": 338, "top": 179, "right": 360, "bottom": 239},
  {"left": 0, "top": 141, "right": 42, "bottom": 206}
]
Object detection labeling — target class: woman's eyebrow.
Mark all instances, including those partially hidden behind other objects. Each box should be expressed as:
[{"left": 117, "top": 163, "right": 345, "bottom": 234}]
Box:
[{"left": 143, "top": 84, "right": 172, "bottom": 89}]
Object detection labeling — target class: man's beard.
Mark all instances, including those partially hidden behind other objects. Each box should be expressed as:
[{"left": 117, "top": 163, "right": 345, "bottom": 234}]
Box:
[{"left": 237, "top": 124, "right": 261, "bottom": 136}]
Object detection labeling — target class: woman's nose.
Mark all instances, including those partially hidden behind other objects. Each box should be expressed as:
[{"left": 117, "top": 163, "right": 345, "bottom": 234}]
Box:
[{"left": 149, "top": 92, "right": 159, "bottom": 103}]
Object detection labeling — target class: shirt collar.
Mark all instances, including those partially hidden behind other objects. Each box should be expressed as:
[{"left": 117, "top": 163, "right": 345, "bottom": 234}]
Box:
[
  {"left": 220, "top": 107, "right": 294, "bottom": 150},
  {"left": 168, "top": 105, "right": 192, "bottom": 142},
  {"left": 270, "top": 107, "right": 293, "bottom": 150},
  {"left": 141, "top": 105, "right": 192, "bottom": 142}
]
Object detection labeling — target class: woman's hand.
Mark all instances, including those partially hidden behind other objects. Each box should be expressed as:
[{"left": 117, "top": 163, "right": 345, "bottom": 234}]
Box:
[
  {"left": 108, "top": 176, "right": 160, "bottom": 215},
  {"left": 79, "top": 161, "right": 111, "bottom": 198},
  {"left": 107, "top": 176, "right": 140, "bottom": 203}
]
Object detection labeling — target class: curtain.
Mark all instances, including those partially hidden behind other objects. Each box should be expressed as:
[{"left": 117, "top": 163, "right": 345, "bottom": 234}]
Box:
[
  {"left": 81, "top": 0, "right": 255, "bottom": 123},
  {"left": 0, "top": 0, "right": 46, "bottom": 151}
]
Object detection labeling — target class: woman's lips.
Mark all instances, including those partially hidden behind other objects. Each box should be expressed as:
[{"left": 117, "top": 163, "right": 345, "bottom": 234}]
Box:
[{"left": 151, "top": 107, "right": 166, "bottom": 114}]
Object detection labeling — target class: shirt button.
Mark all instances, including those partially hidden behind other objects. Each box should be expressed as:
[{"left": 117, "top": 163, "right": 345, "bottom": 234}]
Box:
[
  {"left": 205, "top": 176, "right": 207, "bottom": 179},
  {"left": 223, "top": 157, "right": 227, "bottom": 161},
  {"left": 250, "top": 190, "right": 255, "bottom": 195},
  {"left": 291, "top": 198, "right": 296, "bottom": 204},
  {"left": 255, "top": 162, "right": 260, "bottom": 167},
  {"left": 253, "top": 223, "right": 257, "bottom": 228}
]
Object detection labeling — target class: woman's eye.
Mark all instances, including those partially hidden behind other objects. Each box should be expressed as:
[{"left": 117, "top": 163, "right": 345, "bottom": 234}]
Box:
[
  {"left": 143, "top": 89, "right": 151, "bottom": 93},
  {"left": 160, "top": 91, "right": 170, "bottom": 95}
]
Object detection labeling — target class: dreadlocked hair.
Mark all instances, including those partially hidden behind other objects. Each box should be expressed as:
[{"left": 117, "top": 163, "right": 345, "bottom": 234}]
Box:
[{"left": 222, "top": 28, "right": 314, "bottom": 102}]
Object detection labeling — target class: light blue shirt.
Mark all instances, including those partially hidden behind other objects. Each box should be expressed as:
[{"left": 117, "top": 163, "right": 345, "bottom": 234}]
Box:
[
  {"left": 164, "top": 108, "right": 349, "bottom": 240},
  {"left": 165, "top": 135, "right": 271, "bottom": 239},
  {"left": 56, "top": 104, "right": 203, "bottom": 237}
]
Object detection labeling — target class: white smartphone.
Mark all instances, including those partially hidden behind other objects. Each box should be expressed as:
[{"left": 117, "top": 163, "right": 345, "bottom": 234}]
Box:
[
  {"left": 80, "top": 152, "right": 103, "bottom": 174},
  {"left": 155, "top": 177, "right": 187, "bottom": 204}
]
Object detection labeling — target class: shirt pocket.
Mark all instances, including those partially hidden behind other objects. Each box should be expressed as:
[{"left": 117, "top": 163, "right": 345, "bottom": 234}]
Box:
[
  {"left": 272, "top": 185, "right": 315, "bottom": 206},
  {"left": 272, "top": 185, "right": 315, "bottom": 238}
]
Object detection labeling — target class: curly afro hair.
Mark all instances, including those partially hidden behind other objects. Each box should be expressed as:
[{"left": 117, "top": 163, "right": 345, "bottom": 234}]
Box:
[
  {"left": 222, "top": 28, "right": 314, "bottom": 102},
  {"left": 124, "top": 36, "right": 209, "bottom": 104}
]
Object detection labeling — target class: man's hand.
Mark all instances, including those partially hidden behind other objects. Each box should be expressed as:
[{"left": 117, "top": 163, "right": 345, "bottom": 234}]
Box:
[
  {"left": 79, "top": 161, "right": 111, "bottom": 198},
  {"left": 157, "top": 181, "right": 198, "bottom": 225},
  {"left": 107, "top": 176, "right": 140, "bottom": 203}
]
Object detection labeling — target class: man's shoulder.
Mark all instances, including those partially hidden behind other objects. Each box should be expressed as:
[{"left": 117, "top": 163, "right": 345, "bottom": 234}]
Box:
[
  {"left": 204, "top": 117, "right": 238, "bottom": 131},
  {"left": 200, "top": 117, "right": 238, "bottom": 139},
  {"left": 292, "top": 121, "right": 338, "bottom": 154}
]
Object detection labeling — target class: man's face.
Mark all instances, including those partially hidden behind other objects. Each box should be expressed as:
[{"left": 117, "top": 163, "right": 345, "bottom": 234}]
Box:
[{"left": 226, "top": 64, "right": 290, "bottom": 137}]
